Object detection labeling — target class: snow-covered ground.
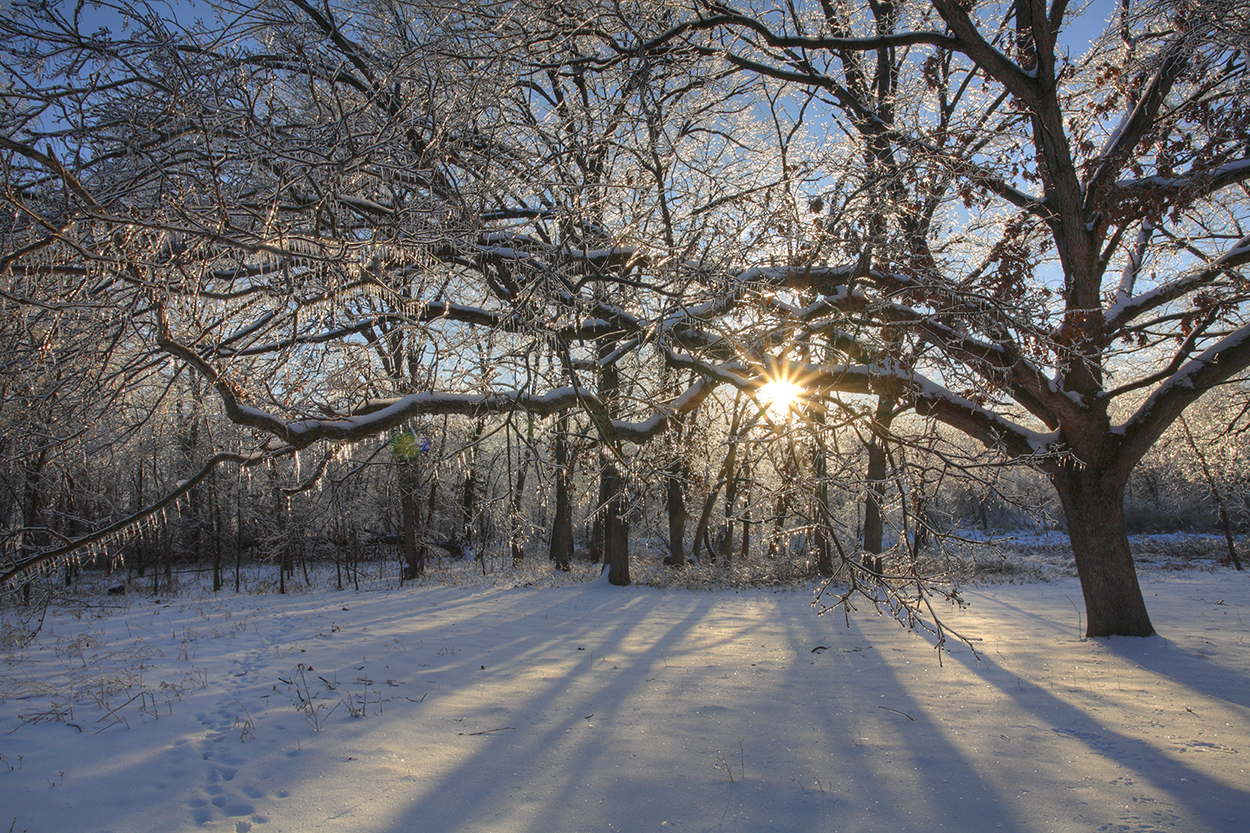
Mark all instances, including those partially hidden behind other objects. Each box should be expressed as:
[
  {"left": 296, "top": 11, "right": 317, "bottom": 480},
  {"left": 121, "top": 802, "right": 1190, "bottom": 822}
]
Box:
[{"left": 2, "top": 556, "right": 1247, "bottom": 833}]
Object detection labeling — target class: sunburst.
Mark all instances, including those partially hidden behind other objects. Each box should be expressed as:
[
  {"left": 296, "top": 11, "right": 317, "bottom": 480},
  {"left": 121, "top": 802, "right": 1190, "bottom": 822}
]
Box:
[{"left": 756, "top": 378, "right": 804, "bottom": 416}]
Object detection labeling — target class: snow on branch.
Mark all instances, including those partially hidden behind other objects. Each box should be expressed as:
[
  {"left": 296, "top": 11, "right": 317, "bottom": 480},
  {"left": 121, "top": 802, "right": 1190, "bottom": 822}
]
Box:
[
  {"left": 1113, "top": 158, "right": 1250, "bottom": 196},
  {"left": 1105, "top": 231, "right": 1250, "bottom": 329},
  {"left": 666, "top": 342, "right": 1056, "bottom": 461},
  {"left": 1115, "top": 322, "right": 1250, "bottom": 477}
]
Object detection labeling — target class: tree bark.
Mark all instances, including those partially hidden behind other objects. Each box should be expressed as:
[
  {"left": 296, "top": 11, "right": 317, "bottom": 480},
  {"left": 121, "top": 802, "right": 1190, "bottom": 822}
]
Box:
[
  {"left": 510, "top": 447, "right": 531, "bottom": 565},
  {"left": 665, "top": 457, "right": 687, "bottom": 567},
  {"left": 549, "top": 413, "right": 574, "bottom": 571},
  {"left": 399, "top": 460, "right": 424, "bottom": 580},
  {"left": 862, "top": 395, "right": 896, "bottom": 555},
  {"left": 719, "top": 458, "right": 739, "bottom": 564},
  {"left": 862, "top": 439, "right": 888, "bottom": 554},
  {"left": 602, "top": 460, "right": 630, "bottom": 585},
  {"left": 456, "top": 417, "right": 486, "bottom": 557},
  {"left": 1052, "top": 465, "right": 1155, "bottom": 637},
  {"left": 811, "top": 411, "right": 834, "bottom": 577},
  {"left": 18, "top": 452, "right": 46, "bottom": 604}
]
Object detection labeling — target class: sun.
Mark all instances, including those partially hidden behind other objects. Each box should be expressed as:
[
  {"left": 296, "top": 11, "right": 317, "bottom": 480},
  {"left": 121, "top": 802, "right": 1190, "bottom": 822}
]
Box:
[{"left": 756, "top": 379, "right": 803, "bottom": 415}]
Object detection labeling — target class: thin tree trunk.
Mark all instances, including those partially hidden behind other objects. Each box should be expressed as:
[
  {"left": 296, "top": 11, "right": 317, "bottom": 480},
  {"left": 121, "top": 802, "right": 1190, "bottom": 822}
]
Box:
[
  {"left": 1180, "top": 416, "right": 1243, "bottom": 571},
  {"left": 549, "top": 413, "right": 574, "bottom": 571},
  {"left": 457, "top": 417, "right": 486, "bottom": 557},
  {"left": 234, "top": 480, "right": 242, "bottom": 593},
  {"left": 768, "top": 448, "right": 796, "bottom": 559},
  {"left": 718, "top": 395, "right": 747, "bottom": 563},
  {"left": 694, "top": 482, "right": 721, "bottom": 564},
  {"left": 133, "top": 465, "right": 146, "bottom": 579},
  {"left": 590, "top": 466, "right": 608, "bottom": 564},
  {"left": 210, "top": 472, "right": 222, "bottom": 592},
  {"left": 863, "top": 395, "right": 895, "bottom": 555},
  {"left": 811, "top": 411, "right": 834, "bottom": 577},
  {"left": 593, "top": 332, "right": 629, "bottom": 583},
  {"left": 665, "top": 458, "right": 687, "bottom": 567},
  {"left": 18, "top": 452, "right": 46, "bottom": 604},
  {"left": 720, "top": 469, "right": 738, "bottom": 564},
  {"left": 602, "top": 460, "right": 630, "bottom": 585},
  {"left": 511, "top": 447, "right": 531, "bottom": 565},
  {"left": 739, "top": 461, "right": 752, "bottom": 560},
  {"left": 399, "top": 460, "right": 424, "bottom": 580}
]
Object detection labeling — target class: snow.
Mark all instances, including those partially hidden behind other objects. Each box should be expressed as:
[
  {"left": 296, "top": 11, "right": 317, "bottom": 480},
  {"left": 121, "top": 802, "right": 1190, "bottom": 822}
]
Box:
[{"left": 3, "top": 564, "right": 1247, "bottom": 833}]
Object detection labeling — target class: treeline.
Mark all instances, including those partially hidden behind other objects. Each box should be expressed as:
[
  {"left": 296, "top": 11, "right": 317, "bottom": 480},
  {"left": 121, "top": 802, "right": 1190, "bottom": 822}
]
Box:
[{"left": 3, "top": 380, "right": 1245, "bottom": 595}]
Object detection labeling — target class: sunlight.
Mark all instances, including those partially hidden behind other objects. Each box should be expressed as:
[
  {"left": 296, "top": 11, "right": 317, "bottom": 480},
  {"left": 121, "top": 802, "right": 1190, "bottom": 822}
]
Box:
[{"left": 757, "top": 379, "right": 803, "bottom": 415}]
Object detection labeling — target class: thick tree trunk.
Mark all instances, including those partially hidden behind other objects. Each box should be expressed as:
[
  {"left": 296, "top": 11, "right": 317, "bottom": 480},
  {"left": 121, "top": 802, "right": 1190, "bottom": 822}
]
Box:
[{"left": 1052, "top": 467, "right": 1154, "bottom": 637}]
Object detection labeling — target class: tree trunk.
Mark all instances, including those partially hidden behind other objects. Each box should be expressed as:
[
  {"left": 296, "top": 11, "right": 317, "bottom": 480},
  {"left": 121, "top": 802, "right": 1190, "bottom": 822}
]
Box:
[
  {"left": 510, "top": 447, "right": 531, "bottom": 565},
  {"left": 210, "top": 472, "right": 223, "bottom": 592},
  {"left": 18, "top": 452, "right": 46, "bottom": 604},
  {"left": 811, "top": 411, "right": 834, "bottom": 577},
  {"left": 768, "top": 451, "right": 796, "bottom": 559},
  {"left": 720, "top": 463, "right": 738, "bottom": 564},
  {"left": 1180, "top": 416, "right": 1243, "bottom": 571},
  {"left": 862, "top": 440, "right": 888, "bottom": 554},
  {"left": 399, "top": 460, "right": 424, "bottom": 580},
  {"left": 718, "top": 395, "right": 746, "bottom": 564},
  {"left": 665, "top": 458, "right": 687, "bottom": 567},
  {"left": 738, "top": 462, "right": 751, "bottom": 560},
  {"left": 549, "top": 414, "right": 574, "bottom": 571},
  {"left": 1052, "top": 466, "right": 1154, "bottom": 637},
  {"left": 590, "top": 466, "right": 608, "bottom": 564},
  {"left": 602, "top": 460, "right": 630, "bottom": 586},
  {"left": 863, "top": 395, "right": 895, "bottom": 555},
  {"left": 457, "top": 418, "right": 485, "bottom": 556}
]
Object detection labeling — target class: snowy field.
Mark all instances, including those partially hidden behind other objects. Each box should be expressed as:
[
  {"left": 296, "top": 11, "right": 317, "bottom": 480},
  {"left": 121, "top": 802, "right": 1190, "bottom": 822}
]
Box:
[{"left": 2, "top": 553, "right": 1247, "bottom": 833}]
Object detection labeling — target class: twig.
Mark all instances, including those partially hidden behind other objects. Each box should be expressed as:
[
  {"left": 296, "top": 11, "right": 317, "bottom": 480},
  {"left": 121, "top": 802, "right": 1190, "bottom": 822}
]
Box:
[
  {"left": 1065, "top": 595, "right": 1086, "bottom": 641},
  {"left": 465, "top": 726, "right": 515, "bottom": 736}
]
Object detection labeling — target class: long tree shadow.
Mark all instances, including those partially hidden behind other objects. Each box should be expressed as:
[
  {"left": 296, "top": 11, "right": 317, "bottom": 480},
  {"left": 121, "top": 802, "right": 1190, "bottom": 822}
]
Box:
[
  {"left": 223, "top": 579, "right": 1248, "bottom": 832},
  {"left": 18, "top": 576, "right": 1245, "bottom": 833},
  {"left": 937, "top": 585, "right": 1250, "bottom": 832},
  {"left": 326, "top": 582, "right": 1047, "bottom": 832}
]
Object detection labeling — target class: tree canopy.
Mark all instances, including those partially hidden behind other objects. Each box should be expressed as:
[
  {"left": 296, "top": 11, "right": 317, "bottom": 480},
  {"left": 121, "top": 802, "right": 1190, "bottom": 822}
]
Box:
[{"left": 2, "top": 0, "right": 1247, "bottom": 635}]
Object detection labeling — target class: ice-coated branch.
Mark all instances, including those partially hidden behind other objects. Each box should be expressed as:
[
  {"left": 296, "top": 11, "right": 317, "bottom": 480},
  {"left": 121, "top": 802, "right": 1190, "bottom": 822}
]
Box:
[
  {"left": 1105, "top": 231, "right": 1250, "bottom": 330},
  {"left": 1115, "top": 322, "right": 1250, "bottom": 479},
  {"left": 0, "top": 450, "right": 271, "bottom": 588}
]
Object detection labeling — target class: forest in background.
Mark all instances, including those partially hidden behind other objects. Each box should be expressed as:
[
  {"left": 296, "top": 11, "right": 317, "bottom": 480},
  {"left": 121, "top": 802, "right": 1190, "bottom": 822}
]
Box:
[{"left": 3, "top": 357, "right": 1245, "bottom": 599}]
